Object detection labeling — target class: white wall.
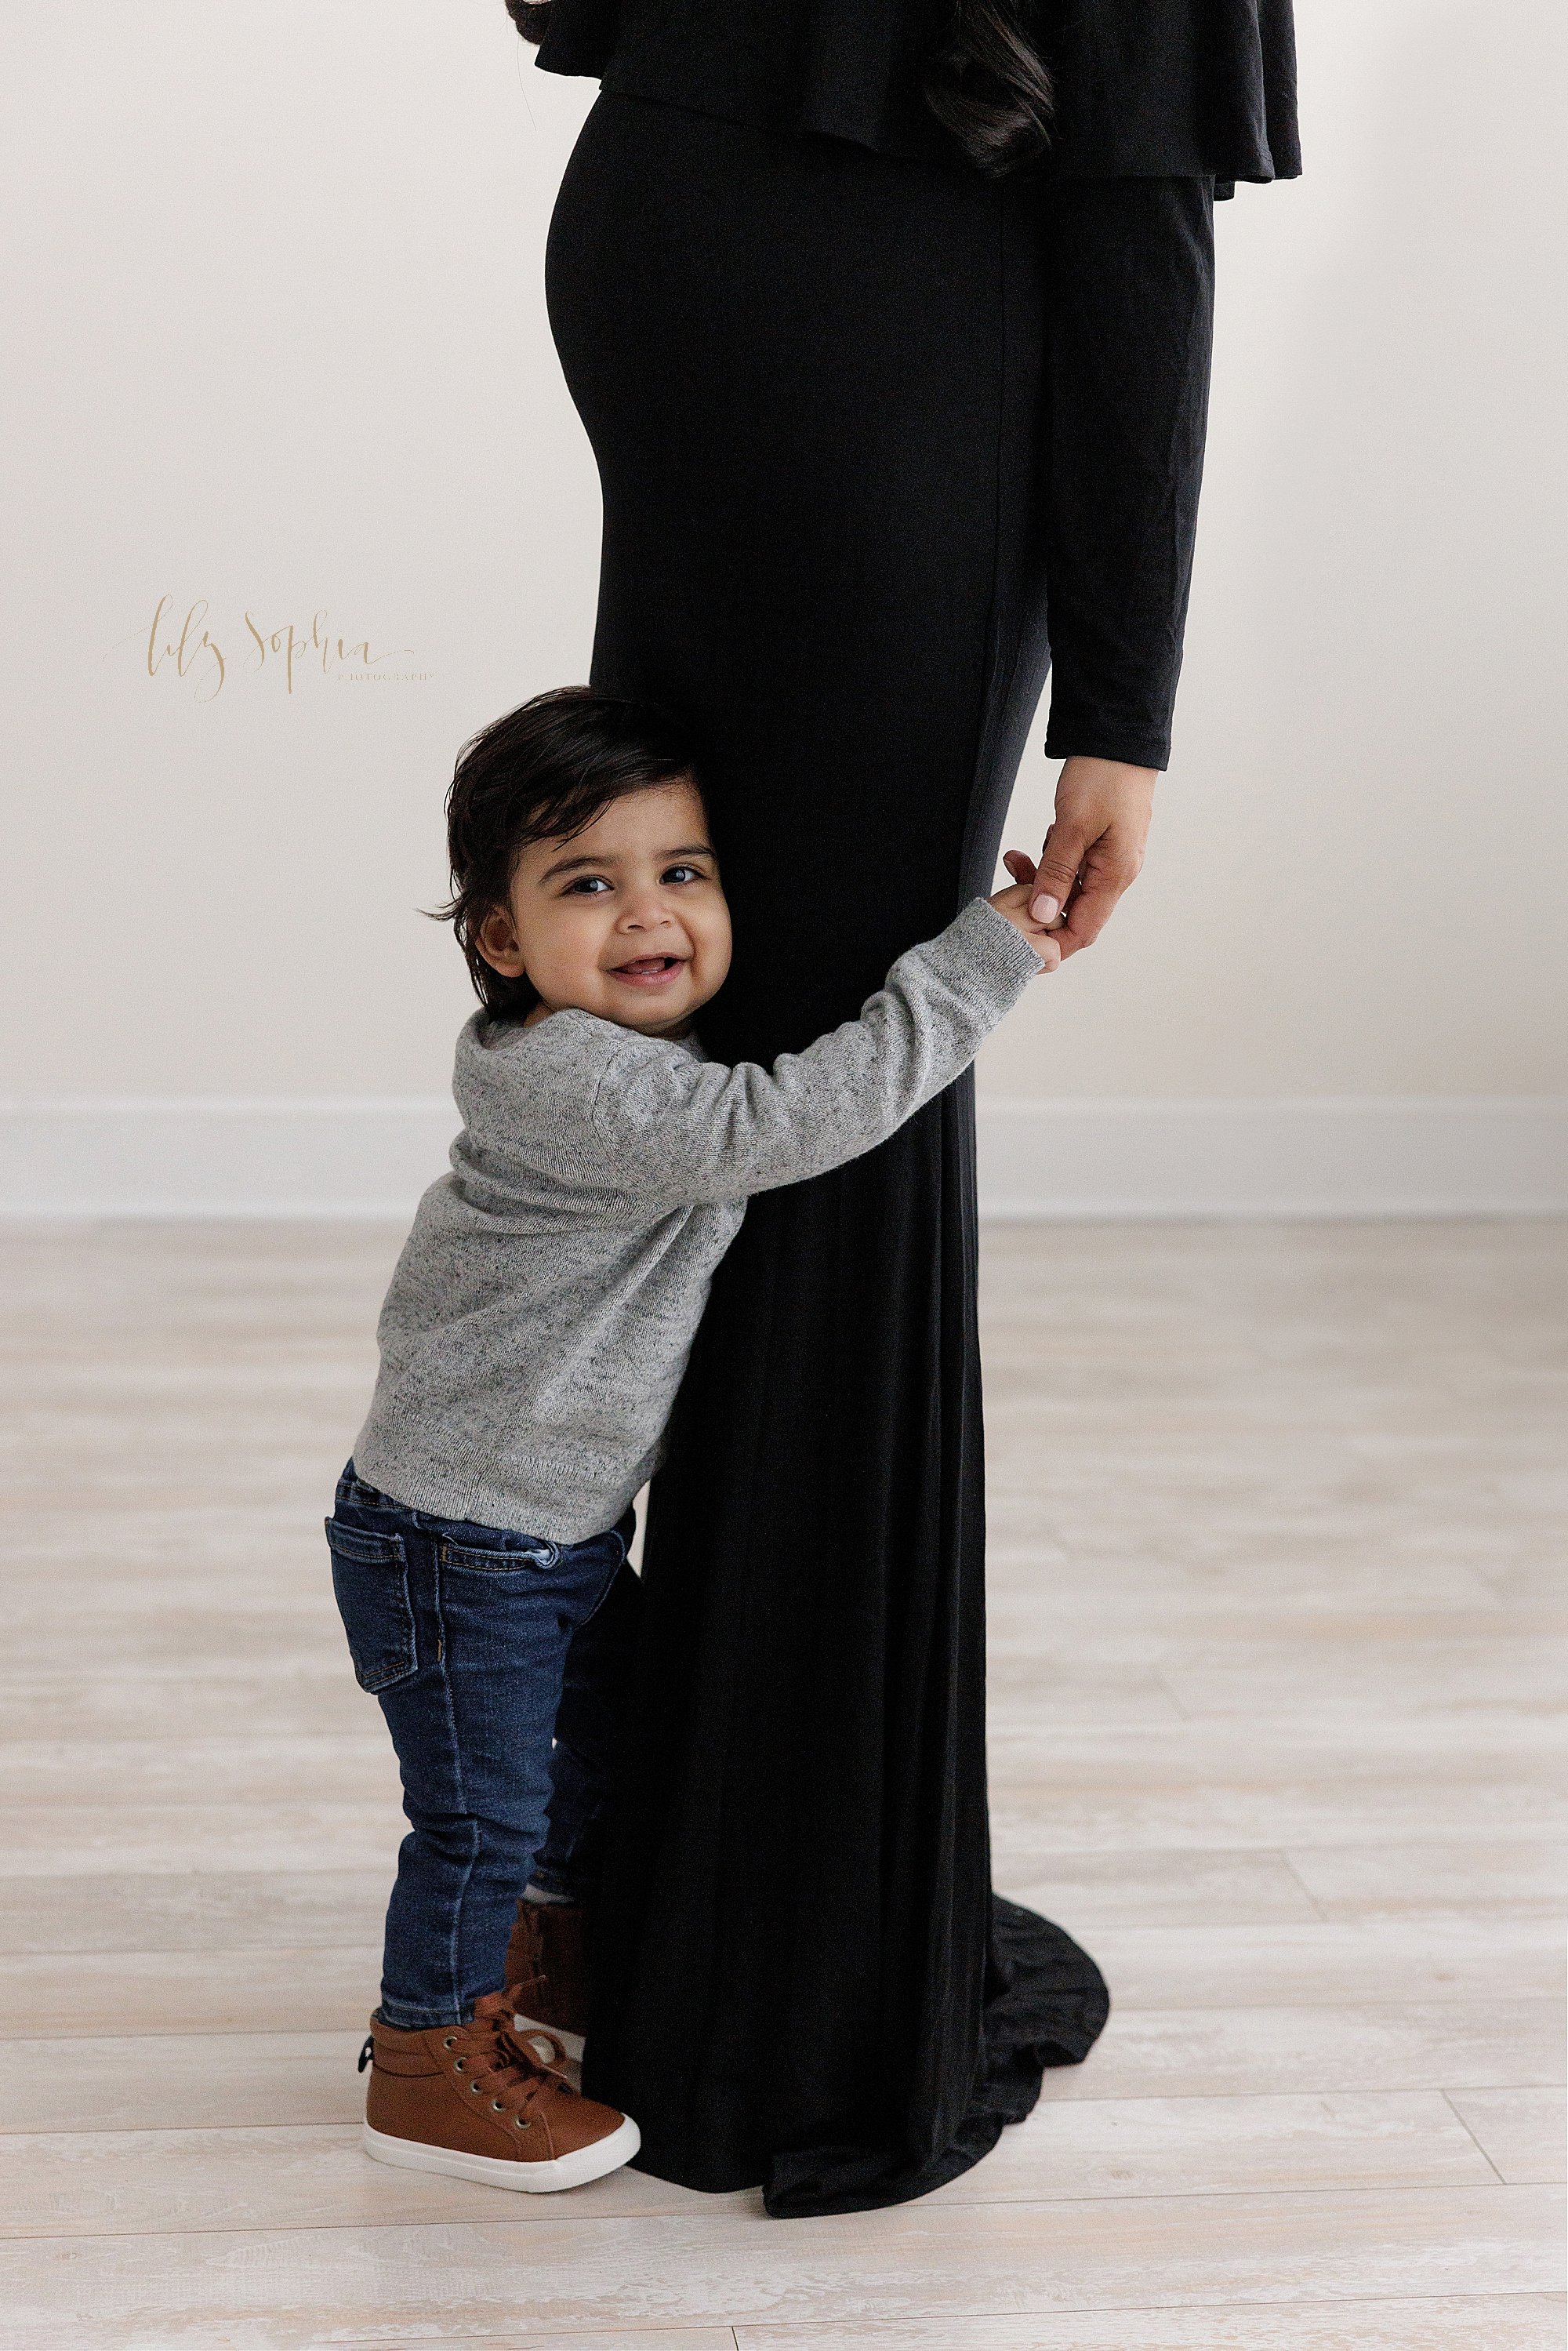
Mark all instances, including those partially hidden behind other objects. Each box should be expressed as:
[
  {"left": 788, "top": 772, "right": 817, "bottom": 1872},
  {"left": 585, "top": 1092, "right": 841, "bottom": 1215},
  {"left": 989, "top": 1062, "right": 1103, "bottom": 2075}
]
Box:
[
  {"left": 985, "top": 0, "right": 1568, "bottom": 1105},
  {"left": 2, "top": 0, "right": 1563, "bottom": 1211}
]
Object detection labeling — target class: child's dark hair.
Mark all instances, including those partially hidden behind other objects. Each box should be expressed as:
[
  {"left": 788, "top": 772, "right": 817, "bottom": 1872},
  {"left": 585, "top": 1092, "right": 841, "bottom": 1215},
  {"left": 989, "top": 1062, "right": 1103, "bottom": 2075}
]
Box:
[{"left": 437, "top": 685, "right": 698, "bottom": 1020}]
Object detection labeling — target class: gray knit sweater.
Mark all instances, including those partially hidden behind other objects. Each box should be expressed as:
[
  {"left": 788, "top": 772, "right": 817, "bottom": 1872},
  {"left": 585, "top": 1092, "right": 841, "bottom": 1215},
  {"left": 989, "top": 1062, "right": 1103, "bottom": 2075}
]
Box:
[{"left": 352, "top": 896, "right": 1042, "bottom": 1540}]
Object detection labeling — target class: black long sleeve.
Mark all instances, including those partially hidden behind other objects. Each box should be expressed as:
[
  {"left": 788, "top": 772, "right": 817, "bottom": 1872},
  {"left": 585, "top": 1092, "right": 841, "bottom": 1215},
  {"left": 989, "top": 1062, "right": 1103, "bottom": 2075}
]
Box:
[{"left": 1040, "top": 176, "right": 1216, "bottom": 772}]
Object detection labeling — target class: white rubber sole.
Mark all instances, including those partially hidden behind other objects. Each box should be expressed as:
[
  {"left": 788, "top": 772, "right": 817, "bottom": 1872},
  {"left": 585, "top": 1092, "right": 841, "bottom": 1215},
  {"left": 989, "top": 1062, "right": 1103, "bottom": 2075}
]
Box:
[{"left": 363, "top": 2112, "right": 641, "bottom": 2193}]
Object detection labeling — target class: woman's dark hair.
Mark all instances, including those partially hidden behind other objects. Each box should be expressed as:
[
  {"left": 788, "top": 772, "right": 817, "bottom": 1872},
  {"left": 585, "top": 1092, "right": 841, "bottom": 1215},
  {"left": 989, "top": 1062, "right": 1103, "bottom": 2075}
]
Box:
[
  {"left": 435, "top": 684, "right": 698, "bottom": 1020},
  {"left": 503, "top": 1, "right": 1053, "bottom": 180},
  {"left": 923, "top": 1, "right": 1054, "bottom": 178}
]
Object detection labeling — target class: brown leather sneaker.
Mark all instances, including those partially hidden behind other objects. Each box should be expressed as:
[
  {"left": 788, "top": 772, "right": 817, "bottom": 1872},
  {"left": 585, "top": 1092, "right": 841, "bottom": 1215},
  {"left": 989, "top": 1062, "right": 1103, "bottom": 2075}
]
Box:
[
  {"left": 506, "top": 1897, "right": 590, "bottom": 2063},
  {"left": 361, "top": 1990, "right": 638, "bottom": 2191}
]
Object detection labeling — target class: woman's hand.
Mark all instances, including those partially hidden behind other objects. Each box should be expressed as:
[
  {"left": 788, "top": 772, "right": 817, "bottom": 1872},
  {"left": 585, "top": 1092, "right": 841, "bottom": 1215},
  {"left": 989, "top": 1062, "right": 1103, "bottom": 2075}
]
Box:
[{"left": 1007, "top": 756, "right": 1158, "bottom": 959}]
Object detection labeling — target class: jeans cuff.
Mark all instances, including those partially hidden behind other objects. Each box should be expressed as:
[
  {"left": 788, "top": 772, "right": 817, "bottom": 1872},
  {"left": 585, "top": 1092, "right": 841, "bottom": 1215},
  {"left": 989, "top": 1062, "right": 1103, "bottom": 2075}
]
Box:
[{"left": 375, "top": 1996, "right": 479, "bottom": 2031}]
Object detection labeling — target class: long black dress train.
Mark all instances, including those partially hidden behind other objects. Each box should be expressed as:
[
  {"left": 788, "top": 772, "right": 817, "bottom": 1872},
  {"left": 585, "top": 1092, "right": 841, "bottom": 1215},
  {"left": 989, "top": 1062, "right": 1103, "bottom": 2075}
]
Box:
[{"left": 534, "top": 0, "right": 1298, "bottom": 2219}]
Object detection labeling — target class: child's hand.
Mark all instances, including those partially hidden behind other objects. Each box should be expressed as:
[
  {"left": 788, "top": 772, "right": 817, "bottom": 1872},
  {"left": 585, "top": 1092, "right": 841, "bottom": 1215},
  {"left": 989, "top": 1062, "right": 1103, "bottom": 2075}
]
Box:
[{"left": 989, "top": 852, "right": 1063, "bottom": 970}]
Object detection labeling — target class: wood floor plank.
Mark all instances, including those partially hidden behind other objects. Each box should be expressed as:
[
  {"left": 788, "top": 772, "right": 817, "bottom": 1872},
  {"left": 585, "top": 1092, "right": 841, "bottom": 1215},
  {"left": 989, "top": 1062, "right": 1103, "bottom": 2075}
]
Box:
[
  {"left": 347, "top": 2337, "right": 735, "bottom": 2351},
  {"left": 0, "top": 1949, "right": 382, "bottom": 2038},
  {"left": 988, "top": 1597, "right": 1568, "bottom": 1662},
  {"left": 982, "top": 1556, "right": 1508, "bottom": 1622},
  {"left": 0, "top": 1799, "right": 405, "bottom": 1877},
  {"left": 0, "top": 1870, "right": 390, "bottom": 1955},
  {"left": 0, "top": 2186, "right": 1555, "bottom": 2346},
  {"left": 1080, "top": 1918, "right": 1568, "bottom": 2011},
  {"left": 734, "top": 2296, "right": 1568, "bottom": 2350},
  {"left": 0, "top": 2030, "right": 366, "bottom": 2132},
  {"left": 929, "top": 2090, "right": 1494, "bottom": 2201},
  {"left": 1038, "top": 1999, "right": 1563, "bottom": 2103},
  {"left": 1446, "top": 2088, "right": 1566, "bottom": 2185},
  {"left": 985, "top": 1475, "right": 1561, "bottom": 1563},
  {"left": 347, "top": 2337, "right": 733, "bottom": 2351},
  {"left": 989, "top": 1771, "right": 1568, "bottom": 1857},
  {"left": 0, "top": 1735, "right": 397, "bottom": 1808},
  {"left": 0, "top": 1508, "right": 329, "bottom": 1572},
  {"left": 1157, "top": 1637, "right": 1568, "bottom": 1720},
  {"left": 0, "top": 2124, "right": 743, "bottom": 2237},
  {"left": 996, "top": 1848, "right": 1322, "bottom": 1929},
  {"left": 0, "top": 1610, "right": 350, "bottom": 1675},
  {"left": 987, "top": 1702, "right": 1568, "bottom": 1768},
  {"left": 986, "top": 1706, "right": 1568, "bottom": 1763},
  {"left": 0, "top": 1669, "right": 366, "bottom": 1742},
  {"left": 0, "top": 1569, "right": 336, "bottom": 1619},
  {"left": 1483, "top": 1559, "right": 1568, "bottom": 1605},
  {"left": 0, "top": 2089, "right": 1496, "bottom": 2238},
  {"left": 1285, "top": 1840, "right": 1568, "bottom": 1915},
  {"left": 985, "top": 1657, "right": 1192, "bottom": 1728},
  {"left": 0, "top": 1557, "right": 537, "bottom": 1632}
]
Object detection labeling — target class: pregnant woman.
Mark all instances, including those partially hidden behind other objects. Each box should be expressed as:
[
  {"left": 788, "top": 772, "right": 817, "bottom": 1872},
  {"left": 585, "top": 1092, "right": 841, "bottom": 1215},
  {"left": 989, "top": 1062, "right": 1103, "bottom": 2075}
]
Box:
[{"left": 508, "top": 0, "right": 1298, "bottom": 2216}]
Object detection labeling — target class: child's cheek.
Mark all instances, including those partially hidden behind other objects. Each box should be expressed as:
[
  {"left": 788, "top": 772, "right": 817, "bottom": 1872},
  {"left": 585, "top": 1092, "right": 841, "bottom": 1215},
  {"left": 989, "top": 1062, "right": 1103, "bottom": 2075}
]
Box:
[{"left": 583, "top": 906, "right": 620, "bottom": 982}]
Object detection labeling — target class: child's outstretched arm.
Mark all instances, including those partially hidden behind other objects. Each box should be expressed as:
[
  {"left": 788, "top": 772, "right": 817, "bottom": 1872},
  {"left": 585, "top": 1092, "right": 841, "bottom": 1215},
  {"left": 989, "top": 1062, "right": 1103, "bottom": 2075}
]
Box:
[{"left": 586, "top": 890, "right": 1059, "bottom": 1208}]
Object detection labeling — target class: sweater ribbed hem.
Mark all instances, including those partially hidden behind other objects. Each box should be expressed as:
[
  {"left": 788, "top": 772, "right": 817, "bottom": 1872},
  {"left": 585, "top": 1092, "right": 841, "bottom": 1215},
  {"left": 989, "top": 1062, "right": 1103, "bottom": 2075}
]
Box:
[{"left": 350, "top": 1434, "right": 656, "bottom": 1548}]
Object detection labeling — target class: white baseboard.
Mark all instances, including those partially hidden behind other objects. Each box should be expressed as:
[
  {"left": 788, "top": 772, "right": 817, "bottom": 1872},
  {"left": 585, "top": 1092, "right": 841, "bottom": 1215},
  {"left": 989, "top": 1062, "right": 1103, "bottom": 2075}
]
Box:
[
  {"left": 0, "top": 1095, "right": 1563, "bottom": 1219},
  {"left": 0, "top": 1098, "right": 458, "bottom": 1220},
  {"left": 978, "top": 1096, "right": 1568, "bottom": 1218}
]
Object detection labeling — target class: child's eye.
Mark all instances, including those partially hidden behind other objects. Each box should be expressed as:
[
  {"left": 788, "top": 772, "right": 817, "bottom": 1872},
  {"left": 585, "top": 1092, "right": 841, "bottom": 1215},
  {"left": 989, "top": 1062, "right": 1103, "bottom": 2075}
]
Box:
[
  {"left": 662, "top": 864, "right": 703, "bottom": 885},
  {"left": 564, "top": 875, "right": 612, "bottom": 896}
]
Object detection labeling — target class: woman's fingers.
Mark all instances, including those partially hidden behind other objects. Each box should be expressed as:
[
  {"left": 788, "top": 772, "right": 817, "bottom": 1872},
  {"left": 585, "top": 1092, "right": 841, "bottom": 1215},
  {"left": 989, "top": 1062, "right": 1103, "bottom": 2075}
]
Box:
[
  {"left": 1006, "top": 848, "right": 1072, "bottom": 930},
  {"left": 1053, "top": 816, "right": 1150, "bottom": 953},
  {"left": 1054, "top": 850, "right": 1139, "bottom": 953},
  {"left": 1038, "top": 757, "right": 1157, "bottom": 951},
  {"left": 1030, "top": 818, "right": 1092, "bottom": 923}
]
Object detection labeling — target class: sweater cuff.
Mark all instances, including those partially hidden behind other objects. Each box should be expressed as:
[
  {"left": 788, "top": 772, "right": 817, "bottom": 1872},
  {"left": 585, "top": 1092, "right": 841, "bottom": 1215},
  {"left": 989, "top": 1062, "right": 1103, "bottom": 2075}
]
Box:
[
  {"left": 889, "top": 897, "right": 1045, "bottom": 1046},
  {"left": 1043, "top": 714, "right": 1171, "bottom": 772},
  {"left": 960, "top": 894, "right": 1051, "bottom": 982},
  {"left": 924, "top": 898, "right": 1050, "bottom": 1026}
]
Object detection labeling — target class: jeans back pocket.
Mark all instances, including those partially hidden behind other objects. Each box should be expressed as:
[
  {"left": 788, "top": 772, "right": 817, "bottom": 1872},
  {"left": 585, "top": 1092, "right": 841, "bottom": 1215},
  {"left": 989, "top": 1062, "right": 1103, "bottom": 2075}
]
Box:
[{"left": 325, "top": 1520, "right": 416, "bottom": 1693}]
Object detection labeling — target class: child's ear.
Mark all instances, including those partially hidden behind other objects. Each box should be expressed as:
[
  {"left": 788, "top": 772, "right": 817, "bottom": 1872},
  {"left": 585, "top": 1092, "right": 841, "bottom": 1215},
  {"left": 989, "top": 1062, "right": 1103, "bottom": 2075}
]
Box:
[{"left": 475, "top": 904, "right": 528, "bottom": 979}]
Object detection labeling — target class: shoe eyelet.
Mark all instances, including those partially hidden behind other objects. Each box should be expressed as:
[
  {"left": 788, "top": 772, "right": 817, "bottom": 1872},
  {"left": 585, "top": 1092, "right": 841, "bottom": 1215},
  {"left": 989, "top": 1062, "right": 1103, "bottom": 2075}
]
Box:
[
  {"left": 492, "top": 2099, "right": 505, "bottom": 2109},
  {"left": 441, "top": 2036, "right": 456, "bottom": 2049},
  {"left": 514, "top": 2117, "right": 532, "bottom": 2129},
  {"left": 453, "top": 2058, "right": 466, "bottom": 2070},
  {"left": 470, "top": 2080, "right": 483, "bottom": 2091}
]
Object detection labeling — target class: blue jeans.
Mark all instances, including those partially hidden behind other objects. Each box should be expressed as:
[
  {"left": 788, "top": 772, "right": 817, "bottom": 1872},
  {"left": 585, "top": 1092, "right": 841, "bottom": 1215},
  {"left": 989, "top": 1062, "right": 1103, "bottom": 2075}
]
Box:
[{"left": 326, "top": 1462, "right": 641, "bottom": 2029}]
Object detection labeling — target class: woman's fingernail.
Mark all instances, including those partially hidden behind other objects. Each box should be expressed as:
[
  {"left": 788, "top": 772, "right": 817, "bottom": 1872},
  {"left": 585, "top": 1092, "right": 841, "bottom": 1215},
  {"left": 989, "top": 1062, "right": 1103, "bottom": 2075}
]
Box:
[{"left": 1032, "top": 895, "right": 1060, "bottom": 923}]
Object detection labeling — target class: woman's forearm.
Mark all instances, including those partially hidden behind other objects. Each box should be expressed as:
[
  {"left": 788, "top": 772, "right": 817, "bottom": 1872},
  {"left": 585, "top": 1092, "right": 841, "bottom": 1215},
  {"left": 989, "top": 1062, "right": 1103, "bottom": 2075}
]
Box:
[{"left": 1039, "top": 174, "right": 1217, "bottom": 773}]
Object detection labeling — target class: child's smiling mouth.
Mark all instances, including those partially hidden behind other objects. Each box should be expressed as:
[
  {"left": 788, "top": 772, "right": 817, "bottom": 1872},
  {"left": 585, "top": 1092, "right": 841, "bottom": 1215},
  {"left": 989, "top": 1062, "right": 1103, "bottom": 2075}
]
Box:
[{"left": 609, "top": 954, "right": 688, "bottom": 987}]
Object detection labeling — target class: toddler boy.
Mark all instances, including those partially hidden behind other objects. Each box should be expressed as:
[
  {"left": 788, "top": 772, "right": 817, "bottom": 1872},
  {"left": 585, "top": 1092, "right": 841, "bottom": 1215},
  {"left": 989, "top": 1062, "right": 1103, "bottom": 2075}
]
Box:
[{"left": 331, "top": 686, "right": 1058, "bottom": 2190}]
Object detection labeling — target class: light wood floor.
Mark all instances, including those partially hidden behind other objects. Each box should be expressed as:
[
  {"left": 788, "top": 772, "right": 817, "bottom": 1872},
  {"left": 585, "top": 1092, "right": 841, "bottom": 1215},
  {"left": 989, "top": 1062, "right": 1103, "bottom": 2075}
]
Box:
[{"left": 0, "top": 1219, "right": 1563, "bottom": 2350}]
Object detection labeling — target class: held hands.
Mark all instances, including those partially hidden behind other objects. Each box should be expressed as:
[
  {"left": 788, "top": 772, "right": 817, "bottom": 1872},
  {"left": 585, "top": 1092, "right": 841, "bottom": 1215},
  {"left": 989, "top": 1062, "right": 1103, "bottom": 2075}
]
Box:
[
  {"left": 989, "top": 874, "right": 1064, "bottom": 969},
  {"left": 1021, "top": 757, "right": 1158, "bottom": 957},
  {"left": 990, "top": 757, "right": 1158, "bottom": 972}
]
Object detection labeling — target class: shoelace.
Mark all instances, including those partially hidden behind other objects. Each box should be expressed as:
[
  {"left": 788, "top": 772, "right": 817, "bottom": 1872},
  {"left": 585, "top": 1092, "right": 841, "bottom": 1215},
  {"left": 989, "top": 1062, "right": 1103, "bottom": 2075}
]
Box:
[
  {"left": 357, "top": 1990, "right": 578, "bottom": 2123},
  {"left": 445, "top": 1993, "right": 575, "bottom": 2125}
]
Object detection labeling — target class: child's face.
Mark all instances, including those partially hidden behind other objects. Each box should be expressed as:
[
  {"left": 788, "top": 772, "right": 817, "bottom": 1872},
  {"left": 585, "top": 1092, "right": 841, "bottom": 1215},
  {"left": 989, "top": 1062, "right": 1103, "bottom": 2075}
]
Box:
[{"left": 477, "top": 779, "right": 731, "bottom": 1037}]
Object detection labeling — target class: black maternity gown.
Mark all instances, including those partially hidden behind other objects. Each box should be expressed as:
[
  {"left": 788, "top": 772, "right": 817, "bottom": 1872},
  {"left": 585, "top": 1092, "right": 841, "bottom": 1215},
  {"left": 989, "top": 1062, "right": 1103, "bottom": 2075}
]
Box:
[{"left": 528, "top": 0, "right": 1300, "bottom": 2218}]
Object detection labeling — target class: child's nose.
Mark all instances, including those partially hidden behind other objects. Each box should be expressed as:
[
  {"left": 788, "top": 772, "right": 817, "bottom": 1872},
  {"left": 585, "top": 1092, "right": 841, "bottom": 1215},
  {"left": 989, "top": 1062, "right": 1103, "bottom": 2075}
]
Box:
[{"left": 621, "top": 891, "right": 672, "bottom": 929}]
